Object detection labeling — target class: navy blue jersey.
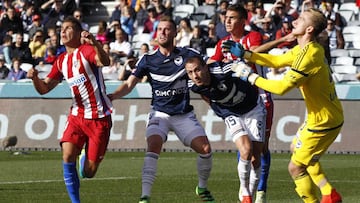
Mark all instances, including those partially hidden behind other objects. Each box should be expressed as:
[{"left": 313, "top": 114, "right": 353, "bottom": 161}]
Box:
[
  {"left": 133, "top": 47, "right": 201, "bottom": 115},
  {"left": 190, "top": 62, "right": 259, "bottom": 119}
]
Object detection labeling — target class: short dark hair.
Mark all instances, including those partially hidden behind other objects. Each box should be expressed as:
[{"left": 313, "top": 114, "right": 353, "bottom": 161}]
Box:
[
  {"left": 185, "top": 55, "right": 206, "bottom": 67},
  {"left": 63, "top": 16, "right": 83, "bottom": 32},
  {"left": 159, "top": 15, "right": 177, "bottom": 31},
  {"left": 227, "top": 3, "right": 248, "bottom": 20}
]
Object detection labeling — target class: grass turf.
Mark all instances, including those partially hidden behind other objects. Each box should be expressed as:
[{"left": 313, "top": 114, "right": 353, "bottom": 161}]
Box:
[{"left": 0, "top": 151, "right": 359, "bottom": 202}]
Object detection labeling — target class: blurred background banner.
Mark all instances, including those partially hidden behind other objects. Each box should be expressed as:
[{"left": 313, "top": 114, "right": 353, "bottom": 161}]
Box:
[{"left": 0, "top": 82, "right": 359, "bottom": 153}]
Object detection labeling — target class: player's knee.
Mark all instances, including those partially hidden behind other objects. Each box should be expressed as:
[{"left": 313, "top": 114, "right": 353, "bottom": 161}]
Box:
[
  {"left": 288, "top": 161, "right": 306, "bottom": 178},
  {"left": 84, "top": 163, "right": 98, "bottom": 178}
]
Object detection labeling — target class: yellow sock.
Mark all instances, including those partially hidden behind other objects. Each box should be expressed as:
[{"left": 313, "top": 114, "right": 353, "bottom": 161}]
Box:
[
  {"left": 293, "top": 172, "right": 319, "bottom": 203},
  {"left": 307, "top": 162, "right": 332, "bottom": 195}
]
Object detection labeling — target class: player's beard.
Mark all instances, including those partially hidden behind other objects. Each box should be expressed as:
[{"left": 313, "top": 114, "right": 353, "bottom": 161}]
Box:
[{"left": 158, "top": 38, "right": 172, "bottom": 48}]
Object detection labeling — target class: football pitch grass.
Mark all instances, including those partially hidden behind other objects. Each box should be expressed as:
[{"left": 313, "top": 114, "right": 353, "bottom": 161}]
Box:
[{"left": 0, "top": 151, "right": 359, "bottom": 203}]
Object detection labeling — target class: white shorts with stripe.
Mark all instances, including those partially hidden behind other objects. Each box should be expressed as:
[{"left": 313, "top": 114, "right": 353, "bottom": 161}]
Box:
[
  {"left": 224, "top": 98, "right": 267, "bottom": 143},
  {"left": 146, "top": 110, "right": 206, "bottom": 147}
]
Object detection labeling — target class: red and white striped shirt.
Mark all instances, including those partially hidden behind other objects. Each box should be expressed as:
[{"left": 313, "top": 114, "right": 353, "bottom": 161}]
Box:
[{"left": 48, "top": 44, "right": 113, "bottom": 119}]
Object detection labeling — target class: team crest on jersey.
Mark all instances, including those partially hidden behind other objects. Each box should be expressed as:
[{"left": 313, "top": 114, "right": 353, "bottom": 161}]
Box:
[
  {"left": 217, "top": 82, "right": 227, "bottom": 91},
  {"left": 174, "top": 56, "right": 183, "bottom": 66},
  {"left": 73, "top": 60, "right": 80, "bottom": 69}
]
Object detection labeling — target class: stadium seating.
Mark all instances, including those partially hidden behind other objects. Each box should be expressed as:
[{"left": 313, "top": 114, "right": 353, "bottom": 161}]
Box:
[
  {"left": 333, "top": 56, "right": 354, "bottom": 66},
  {"left": 339, "top": 2, "right": 359, "bottom": 19},
  {"left": 332, "top": 65, "right": 357, "bottom": 74}
]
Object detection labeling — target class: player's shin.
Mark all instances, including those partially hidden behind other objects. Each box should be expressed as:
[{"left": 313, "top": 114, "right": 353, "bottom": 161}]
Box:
[
  {"left": 238, "top": 159, "right": 251, "bottom": 199},
  {"left": 63, "top": 162, "right": 80, "bottom": 203},
  {"left": 307, "top": 162, "right": 333, "bottom": 195},
  {"left": 141, "top": 152, "right": 159, "bottom": 198},
  {"left": 293, "top": 171, "right": 319, "bottom": 203},
  {"left": 249, "top": 166, "right": 261, "bottom": 196},
  {"left": 257, "top": 150, "right": 271, "bottom": 192},
  {"left": 197, "top": 153, "right": 213, "bottom": 188}
]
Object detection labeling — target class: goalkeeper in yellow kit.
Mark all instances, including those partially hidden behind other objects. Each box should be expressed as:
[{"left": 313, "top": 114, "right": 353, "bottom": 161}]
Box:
[{"left": 222, "top": 8, "right": 343, "bottom": 203}]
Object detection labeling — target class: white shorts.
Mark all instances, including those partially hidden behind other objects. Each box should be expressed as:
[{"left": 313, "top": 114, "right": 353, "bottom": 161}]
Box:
[
  {"left": 224, "top": 99, "right": 266, "bottom": 143},
  {"left": 146, "top": 110, "right": 206, "bottom": 146}
]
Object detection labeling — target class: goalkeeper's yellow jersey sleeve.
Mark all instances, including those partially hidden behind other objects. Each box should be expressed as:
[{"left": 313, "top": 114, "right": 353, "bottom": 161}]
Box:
[{"left": 249, "top": 42, "right": 344, "bottom": 131}]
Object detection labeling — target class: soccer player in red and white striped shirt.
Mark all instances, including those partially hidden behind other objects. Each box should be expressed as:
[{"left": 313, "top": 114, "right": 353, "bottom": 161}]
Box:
[{"left": 27, "top": 16, "right": 113, "bottom": 203}]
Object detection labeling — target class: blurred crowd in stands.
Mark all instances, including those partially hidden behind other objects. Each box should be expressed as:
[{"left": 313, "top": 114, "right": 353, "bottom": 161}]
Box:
[{"left": 0, "top": 0, "right": 358, "bottom": 82}]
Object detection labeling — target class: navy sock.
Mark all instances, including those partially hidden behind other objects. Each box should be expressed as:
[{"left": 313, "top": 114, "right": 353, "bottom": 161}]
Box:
[
  {"left": 63, "top": 162, "right": 80, "bottom": 203},
  {"left": 257, "top": 151, "right": 271, "bottom": 192}
]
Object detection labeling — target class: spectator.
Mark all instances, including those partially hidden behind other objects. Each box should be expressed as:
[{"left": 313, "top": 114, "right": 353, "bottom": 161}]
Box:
[
  {"left": 73, "top": 9, "right": 89, "bottom": 31},
  {"left": 40, "top": 0, "right": 66, "bottom": 34},
  {"left": 211, "top": 0, "right": 229, "bottom": 25},
  {"left": 121, "top": 5, "right": 135, "bottom": 37},
  {"left": 0, "top": 35, "right": 13, "bottom": 65},
  {"left": 28, "top": 14, "right": 44, "bottom": 39},
  {"left": 0, "top": 0, "right": 13, "bottom": 18},
  {"left": 275, "top": 16, "right": 297, "bottom": 49},
  {"left": 205, "top": 22, "right": 218, "bottom": 49},
  {"left": 46, "top": 27, "right": 57, "bottom": 39},
  {"left": 258, "top": 17, "right": 277, "bottom": 44},
  {"left": 326, "top": 18, "right": 344, "bottom": 50},
  {"left": 102, "top": 55, "right": 119, "bottom": 75},
  {"left": 249, "top": 2, "right": 267, "bottom": 31},
  {"left": 284, "top": 0, "right": 299, "bottom": 19},
  {"left": 29, "top": 30, "right": 46, "bottom": 65},
  {"left": 107, "top": 19, "right": 121, "bottom": 42},
  {"left": 0, "top": 6, "right": 24, "bottom": 35},
  {"left": 95, "top": 20, "right": 109, "bottom": 44},
  {"left": 109, "top": 0, "right": 128, "bottom": 23},
  {"left": 265, "top": 1, "right": 291, "bottom": 30},
  {"left": 21, "top": 3, "right": 36, "bottom": 33},
  {"left": 214, "top": 10, "right": 228, "bottom": 40},
  {"left": 7, "top": 57, "right": 27, "bottom": 81},
  {"left": 190, "top": 25, "right": 206, "bottom": 54},
  {"left": 43, "top": 46, "right": 57, "bottom": 64},
  {"left": 322, "top": 0, "right": 345, "bottom": 30},
  {"left": 117, "top": 56, "right": 138, "bottom": 81},
  {"left": 138, "top": 42, "right": 150, "bottom": 57},
  {"left": 175, "top": 18, "right": 193, "bottom": 47},
  {"left": 48, "top": 33, "right": 66, "bottom": 56},
  {"left": 143, "top": 4, "right": 160, "bottom": 35},
  {"left": 109, "top": 28, "right": 132, "bottom": 65},
  {"left": 301, "top": 0, "right": 317, "bottom": 13},
  {"left": 0, "top": 54, "right": 9, "bottom": 79},
  {"left": 135, "top": 0, "right": 150, "bottom": 29},
  {"left": 117, "top": 56, "right": 149, "bottom": 82},
  {"left": 102, "top": 42, "right": 111, "bottom": 55},
  {"left": 10, "top": 33, "right": 33, "bottom": 64},
  {"left": 245, "top": 0, "right": 257, "bottom": 26},
  {"left": 149, "top": 0, "right": 168, "bottom": 16}
]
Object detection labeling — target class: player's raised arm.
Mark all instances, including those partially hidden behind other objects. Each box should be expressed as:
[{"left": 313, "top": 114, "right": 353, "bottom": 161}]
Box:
[{"left": 81, "top": 30, "right": 110, "bottom": 67}]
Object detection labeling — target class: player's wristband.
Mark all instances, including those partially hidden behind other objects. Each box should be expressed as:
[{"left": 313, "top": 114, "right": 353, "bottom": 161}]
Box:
[
  {"left": 244, "top": 50, "right": 252, "bottom": 59},
  {"left": 248, "top": 73, "right": 259, "bottom": 85}
]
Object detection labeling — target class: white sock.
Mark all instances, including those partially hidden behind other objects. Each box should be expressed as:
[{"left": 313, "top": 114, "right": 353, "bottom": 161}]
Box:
[
  {"left": 249, "top": 166, "right": 261, "bottom": 196},
  {"left": 238, "top": 159, "right": 251, "bottom": 197},
  {"left": 141, "top": 152, "right": 159, "bottom": 197},
  {"left": 197, "top": 153, "right": 212, "bottom": 188}
]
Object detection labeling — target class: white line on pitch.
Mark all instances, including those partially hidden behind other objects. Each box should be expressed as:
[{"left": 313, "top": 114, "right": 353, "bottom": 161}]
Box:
[{"left": 0, "top": 176, "right": 137, "bottom": 185}]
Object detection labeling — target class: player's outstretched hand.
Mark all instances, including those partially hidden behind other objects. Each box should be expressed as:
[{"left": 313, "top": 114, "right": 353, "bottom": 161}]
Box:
[
  {"left": 231, "top": 62, "right": 253, "bottom": 82},
  {"left": 221, "top": 40, "right": 245, "bottom": 58}
]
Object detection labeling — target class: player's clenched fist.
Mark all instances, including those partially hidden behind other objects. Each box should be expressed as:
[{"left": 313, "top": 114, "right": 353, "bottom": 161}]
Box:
[
  {"left": 26, "top": 68, "right": 38, "bottom": 79},
  {"left": 81, "top": 31, "right": 96, "bottom": 45}
]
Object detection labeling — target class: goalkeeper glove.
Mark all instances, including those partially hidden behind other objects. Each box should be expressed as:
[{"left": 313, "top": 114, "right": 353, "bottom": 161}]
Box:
[
  {"left": 221, "top": 40, "right": 245, "bottom": 58},
  {"left": 231, "top": 62, "right": 259, "bottom": 85}
]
